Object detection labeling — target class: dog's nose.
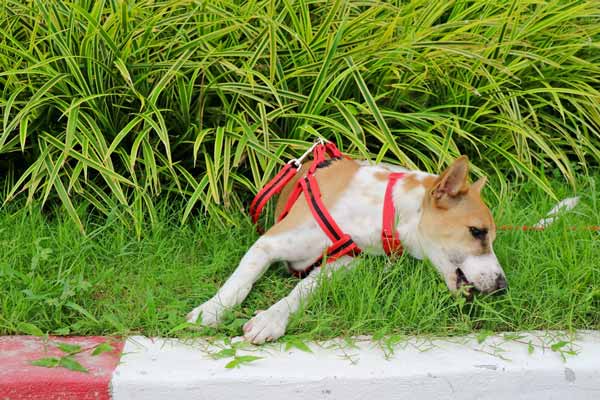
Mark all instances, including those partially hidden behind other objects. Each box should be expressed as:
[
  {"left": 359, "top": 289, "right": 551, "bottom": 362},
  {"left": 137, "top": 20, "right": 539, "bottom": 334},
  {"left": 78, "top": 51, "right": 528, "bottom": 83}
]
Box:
[{"left": 494, "top": 274, "right": 508, "bottom": 294}]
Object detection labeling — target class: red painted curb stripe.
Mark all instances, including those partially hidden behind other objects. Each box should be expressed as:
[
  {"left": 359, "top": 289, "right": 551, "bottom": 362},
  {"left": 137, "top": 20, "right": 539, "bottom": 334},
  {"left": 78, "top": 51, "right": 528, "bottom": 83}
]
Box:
[{"left": 0, "top": 336, "right": 124, "bottom": 400}]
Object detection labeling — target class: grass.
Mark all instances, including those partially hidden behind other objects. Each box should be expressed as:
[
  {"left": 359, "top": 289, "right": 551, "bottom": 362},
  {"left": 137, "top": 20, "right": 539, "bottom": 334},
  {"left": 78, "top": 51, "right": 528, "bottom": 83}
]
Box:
[
  {"left": 1, "top": 174, "right": 598, "bottom": 340},
  {"left": 1, "top": 0, "right": 600, "bottom": 233}
]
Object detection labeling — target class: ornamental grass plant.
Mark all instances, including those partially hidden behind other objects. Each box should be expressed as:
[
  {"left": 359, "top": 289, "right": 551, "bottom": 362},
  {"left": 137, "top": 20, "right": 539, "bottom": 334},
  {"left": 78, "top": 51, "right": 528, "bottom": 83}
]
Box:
[{"left": 1, "top": 0, "right": 599, "bottom": 234}]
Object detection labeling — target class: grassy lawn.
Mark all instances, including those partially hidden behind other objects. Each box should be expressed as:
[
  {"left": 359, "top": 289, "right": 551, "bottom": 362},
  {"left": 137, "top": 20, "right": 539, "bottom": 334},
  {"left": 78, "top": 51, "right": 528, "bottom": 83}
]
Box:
[
  {"left": 1, "top": 175, "right": 598, "bottom": 340},
  {"left": 1, "top": 0, "right": 599, "bottom": 351}
]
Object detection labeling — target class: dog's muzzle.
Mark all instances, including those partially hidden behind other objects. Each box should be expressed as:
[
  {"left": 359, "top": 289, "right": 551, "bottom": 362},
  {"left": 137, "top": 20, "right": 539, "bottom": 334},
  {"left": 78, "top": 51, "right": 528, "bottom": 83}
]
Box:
[{"left": 456, "top": 268, "right": 508, "bottom": 297}]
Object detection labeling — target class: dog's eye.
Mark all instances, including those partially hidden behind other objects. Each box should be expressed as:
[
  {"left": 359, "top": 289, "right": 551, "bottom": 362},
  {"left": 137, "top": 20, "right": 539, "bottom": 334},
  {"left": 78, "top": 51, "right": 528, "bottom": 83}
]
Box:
[{"left": 469, "top": 226, "right": 487, "bottom": 239}]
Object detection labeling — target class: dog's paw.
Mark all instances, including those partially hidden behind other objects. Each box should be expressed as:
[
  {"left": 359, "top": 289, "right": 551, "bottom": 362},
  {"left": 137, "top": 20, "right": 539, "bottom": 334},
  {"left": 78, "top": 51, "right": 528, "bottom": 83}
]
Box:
[
  {"left": 243, "top": 306, "right": 289, "bottom": 344},
  {"left": 186, "top": 298, "right": 225, "bottom": 327}
]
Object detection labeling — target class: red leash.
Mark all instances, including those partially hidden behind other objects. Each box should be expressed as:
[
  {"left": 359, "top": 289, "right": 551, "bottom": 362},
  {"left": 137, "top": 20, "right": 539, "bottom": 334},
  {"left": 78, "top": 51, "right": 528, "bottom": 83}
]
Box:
[
  {"left": 249, "top": 140, "right": 404, "bottom": 278},
  {"left": 499, "top": 225, "right": 600, "bottom": 231}
]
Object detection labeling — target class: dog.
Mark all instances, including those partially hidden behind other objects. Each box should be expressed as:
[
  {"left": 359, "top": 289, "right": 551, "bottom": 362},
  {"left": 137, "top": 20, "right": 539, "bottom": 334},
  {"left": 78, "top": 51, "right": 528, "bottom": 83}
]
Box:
[{"left": 187, "top": 155, "right": 507, "bottom": 344}]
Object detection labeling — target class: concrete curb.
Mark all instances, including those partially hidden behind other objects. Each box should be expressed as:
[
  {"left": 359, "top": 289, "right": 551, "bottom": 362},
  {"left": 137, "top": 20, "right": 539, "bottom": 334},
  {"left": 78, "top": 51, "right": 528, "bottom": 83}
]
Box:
[
  {"left": 2, "top": 331, "right": 600, "bottom": 399},
  {"left": 0, "top": 336, "right": 124, "bottom": 400},
  {"left": 113, "top": 331, "right": 600, "bottom": 400}
]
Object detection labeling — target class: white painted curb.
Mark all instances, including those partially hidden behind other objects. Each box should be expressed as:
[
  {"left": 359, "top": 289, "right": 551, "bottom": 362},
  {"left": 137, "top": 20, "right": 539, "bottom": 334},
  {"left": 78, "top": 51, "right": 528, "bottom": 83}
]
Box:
[{"left": 112, "top": 331, "right": 600, "bottom": 399}]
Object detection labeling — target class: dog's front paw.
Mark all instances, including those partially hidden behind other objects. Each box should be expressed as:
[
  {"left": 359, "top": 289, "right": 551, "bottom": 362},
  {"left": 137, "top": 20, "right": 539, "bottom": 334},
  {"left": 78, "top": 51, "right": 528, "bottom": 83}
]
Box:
[
  {"left": 243, "top": 306, "right": 289, "bottom": 344},
  {"left": 186, "top": 298, "right": 226, "bottom": 327}
]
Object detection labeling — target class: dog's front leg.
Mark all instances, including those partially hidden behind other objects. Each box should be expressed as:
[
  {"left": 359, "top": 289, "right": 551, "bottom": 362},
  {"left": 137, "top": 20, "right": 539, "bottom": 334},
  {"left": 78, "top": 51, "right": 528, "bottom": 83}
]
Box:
[
  {"left": 186, "top": 236, "right": 279, "bottom": 326},
  {"left": 242, "top": 256, "right": 354, "bottom": 344}
]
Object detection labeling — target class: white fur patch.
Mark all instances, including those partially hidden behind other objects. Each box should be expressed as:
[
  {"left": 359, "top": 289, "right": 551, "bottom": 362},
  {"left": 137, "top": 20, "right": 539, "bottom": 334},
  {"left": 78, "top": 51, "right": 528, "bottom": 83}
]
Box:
[
  {"left": 460, "top": 252, "right": 505, "bottom": 293},
  {"left": 243, "top": 305, "right": 289, "bottom": 344}
]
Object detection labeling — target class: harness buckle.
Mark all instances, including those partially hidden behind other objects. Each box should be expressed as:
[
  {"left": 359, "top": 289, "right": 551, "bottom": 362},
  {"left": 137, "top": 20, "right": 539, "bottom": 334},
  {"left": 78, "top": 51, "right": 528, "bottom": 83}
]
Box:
[
  {"left": 287, "top": 158, "right": 301, "bottom": 168},
  {"left": 288, "top": 138, "right": 328, "bottom": 171}
]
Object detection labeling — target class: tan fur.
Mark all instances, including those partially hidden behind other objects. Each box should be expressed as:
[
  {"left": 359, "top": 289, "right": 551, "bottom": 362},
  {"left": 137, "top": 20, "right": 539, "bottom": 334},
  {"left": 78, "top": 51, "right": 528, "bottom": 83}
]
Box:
[
  {"left": 420, "top": 158, "right": 496, "bottom": 256},
  {"left": 471, "top": 176, "right": 487, "bottom": 193},
  {"left": 267, "top": 158, "right": 359, "bottom": 236},
  {"left": 422, "top": 189, "right": 495, "bottom": 254},
  {"left": 432, "top": 155, "right": 470, "bottom": 203},
  {"left": 374, "top": 171, "right": 389, "bottom": 182},
  {"left": 403, "top": 174, "right": 437, "bottom": 192}
]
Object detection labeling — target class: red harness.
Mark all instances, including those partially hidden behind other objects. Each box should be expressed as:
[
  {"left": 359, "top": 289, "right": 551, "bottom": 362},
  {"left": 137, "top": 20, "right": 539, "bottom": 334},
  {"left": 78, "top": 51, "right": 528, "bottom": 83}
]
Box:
[{"left": 249, "top": 142, "right": 404, "bottom": 277}]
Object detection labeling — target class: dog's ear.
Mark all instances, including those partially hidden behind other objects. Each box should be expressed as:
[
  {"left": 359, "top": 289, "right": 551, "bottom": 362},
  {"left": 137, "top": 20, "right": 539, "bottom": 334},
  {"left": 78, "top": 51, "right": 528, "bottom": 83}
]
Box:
[
  {"left": 431, "top": 156, "right": 469, "bottom": 206},
  {"left": 471, "top": 176, "right": 487, "bottom": 194}
]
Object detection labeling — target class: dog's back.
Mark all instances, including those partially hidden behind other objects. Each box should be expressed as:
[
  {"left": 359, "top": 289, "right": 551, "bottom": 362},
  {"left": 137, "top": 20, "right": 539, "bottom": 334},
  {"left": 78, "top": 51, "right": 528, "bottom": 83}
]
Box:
[{"left": 273, "top": 158, "right": 361, "bottom": 228}]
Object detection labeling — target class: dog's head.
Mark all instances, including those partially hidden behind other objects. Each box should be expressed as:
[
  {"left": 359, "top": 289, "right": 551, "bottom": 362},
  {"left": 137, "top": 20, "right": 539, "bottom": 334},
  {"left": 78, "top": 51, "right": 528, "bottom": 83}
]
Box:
[{"left": 418, "top": 156, "right": 507, "bottom": 296}]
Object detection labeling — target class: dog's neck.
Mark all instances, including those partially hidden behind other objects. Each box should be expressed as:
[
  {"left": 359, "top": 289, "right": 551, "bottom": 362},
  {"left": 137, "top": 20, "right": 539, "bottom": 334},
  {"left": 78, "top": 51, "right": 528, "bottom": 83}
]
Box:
[{"left": 391, "top": 171, "right": 438, "bottom": 260}]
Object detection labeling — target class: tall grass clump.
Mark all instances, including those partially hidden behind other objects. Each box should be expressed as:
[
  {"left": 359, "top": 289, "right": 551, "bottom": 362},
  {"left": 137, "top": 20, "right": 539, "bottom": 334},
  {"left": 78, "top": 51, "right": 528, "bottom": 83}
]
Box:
[{"left": 1, "top": 0, "right": 600, "bottom": 233}]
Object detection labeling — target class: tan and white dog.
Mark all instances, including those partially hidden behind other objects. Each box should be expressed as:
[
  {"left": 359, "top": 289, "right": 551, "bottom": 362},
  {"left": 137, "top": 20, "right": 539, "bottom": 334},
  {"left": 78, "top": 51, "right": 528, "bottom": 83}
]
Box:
[{"left": 187, "top": 155, "right": 507, "bottom": 344}]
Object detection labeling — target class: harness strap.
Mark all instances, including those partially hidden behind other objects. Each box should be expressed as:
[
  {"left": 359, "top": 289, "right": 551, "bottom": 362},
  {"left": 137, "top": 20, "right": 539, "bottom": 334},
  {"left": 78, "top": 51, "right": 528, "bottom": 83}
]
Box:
[
  {"left": 249, "top": 140, "right": 344, "bottom": 228},
  {"left": 381, "top": 172, "right": 406, "bottom": 256},
  {"left": 307, "top": 142, "right": 342, "bottom": 174},
  {"left": 301, "top": 174, "right": 346, "bottom": 242},
  {"left": 286, "top": 174, "right": 361, "bottom": 278},
  {"left": 289, "top": 234, "right": 361, "bottom": 278},
  {"left": 250, "top": 140, "right": 405, "bottom": 280},
  {"left": 277, "top": 181, "right": 303, "bottom": 222},
  {"left": 249, "top": 162, "right": 298, "bottom": 228},
  {"left": 325, "top": 142, "right": 343, "bottom": 158},
  {"left": 277, "top": 152, "right": 342, "bottom": 222}
]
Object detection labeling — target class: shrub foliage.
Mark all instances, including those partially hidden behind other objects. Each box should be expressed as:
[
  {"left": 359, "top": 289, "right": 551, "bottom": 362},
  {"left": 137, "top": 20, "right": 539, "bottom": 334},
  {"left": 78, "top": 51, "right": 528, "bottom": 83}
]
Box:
[{"left": 1, "top": 0, "right": 599, "bottom": 232}]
